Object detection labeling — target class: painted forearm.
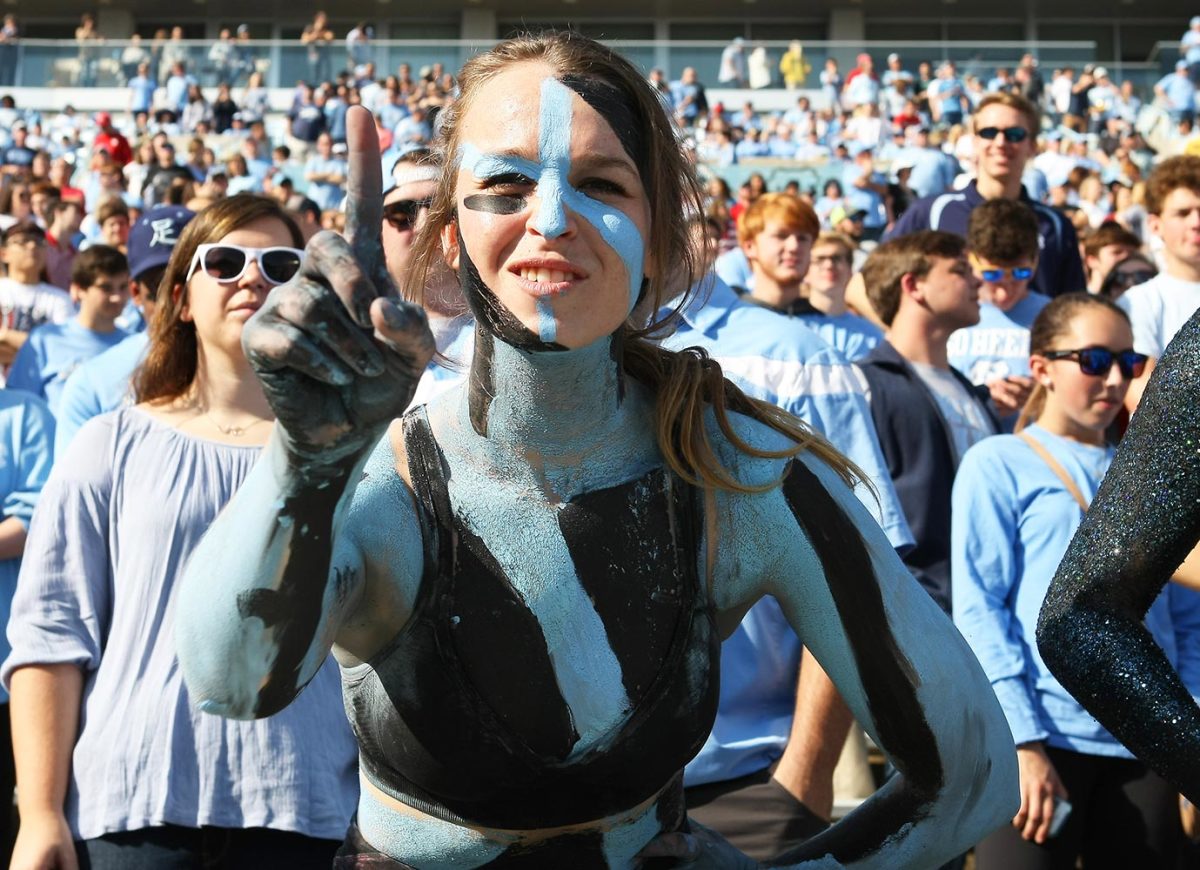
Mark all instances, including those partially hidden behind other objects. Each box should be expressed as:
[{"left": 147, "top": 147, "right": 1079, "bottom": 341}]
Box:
[
  {"left": 769, "top": 457, "right": 1017, "bottom": 866},
  {"left": 1039, "top": 311, "right": 1200, "bottom": 803},
  {"left": 176, "top": 432, "right": 367, "bottom": 720}
]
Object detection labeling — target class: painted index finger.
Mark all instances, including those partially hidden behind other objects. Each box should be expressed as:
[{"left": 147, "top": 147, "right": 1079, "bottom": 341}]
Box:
[{"left": 343, "top": 105, "right": 391, "bottom": 314}]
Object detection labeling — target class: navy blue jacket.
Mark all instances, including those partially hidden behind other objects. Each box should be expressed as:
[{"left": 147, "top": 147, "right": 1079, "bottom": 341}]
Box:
[
  {"left": 884, "top": 180, "right": 1087, "bottom": 299},
  {"left": 855, "top": 341, "right": 999, "bottom": 614}
]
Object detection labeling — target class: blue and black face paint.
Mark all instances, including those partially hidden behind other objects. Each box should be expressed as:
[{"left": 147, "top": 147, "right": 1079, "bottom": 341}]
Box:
[
  {"left": 456, "top": 74, "right": 652, "bottom": 435},
  {"left": 457, "top": 76, "right": 650, "bottom": 345}
]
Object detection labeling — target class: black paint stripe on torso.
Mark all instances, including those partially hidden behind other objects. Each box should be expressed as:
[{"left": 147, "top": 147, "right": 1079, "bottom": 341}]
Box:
[
  {"left": 389, "top": 413, "right": 579, "bottom": 760},
  {"left": 239, "top": 455, "right": 358, "bottom": 716},
  {"left": 469, "top": 325, "right": 496, "bottom": 437},
  {"left": 771, "top": 459, "right": 945, "bottom": 866},
  {"left": 558, "top": 470, "right": 694, "bottom": 701}
]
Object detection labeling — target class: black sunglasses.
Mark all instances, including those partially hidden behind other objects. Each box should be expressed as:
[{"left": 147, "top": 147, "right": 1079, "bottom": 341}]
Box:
[
  {"left": 1106, "top": 268, "right": 1157, "bottom": 289},
  {"left": 977, "top": 126, "right": 1029, "bottom": 143},
  {"left": 1043, "top": 347, "right": 1147, "bottom": 379},
  {"left": 383, "top": 197, "right": 433, "bottom": 231}
]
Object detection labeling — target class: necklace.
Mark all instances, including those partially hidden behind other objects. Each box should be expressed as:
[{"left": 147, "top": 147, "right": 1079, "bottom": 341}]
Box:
[{"left": 204, "top": 413, "right": 269, "bottom": 437}]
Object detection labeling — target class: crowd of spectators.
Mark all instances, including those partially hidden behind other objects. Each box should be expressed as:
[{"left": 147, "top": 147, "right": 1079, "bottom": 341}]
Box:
[{"left": 0, "top": 11, "right": 1198, "bottom": 870}]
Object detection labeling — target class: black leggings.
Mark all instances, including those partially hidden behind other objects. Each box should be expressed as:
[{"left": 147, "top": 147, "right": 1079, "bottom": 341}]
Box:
[{"left": 974, "top": 745, "right": 1182, "bottom": 870}]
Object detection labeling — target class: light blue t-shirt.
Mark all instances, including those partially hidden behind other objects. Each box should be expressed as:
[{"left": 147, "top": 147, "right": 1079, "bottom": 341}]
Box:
[
  {"left": 947, "top": 291, "right": 1051, "bottom": 387},
  {"left": 952, "top": 424, "right": 1200, "bottom": 756},
  {"left": 54, "top": 330, "right": 148, "bottom": 458},
  {"left": 796, "top": 311, "right": 884, "bottom": 362},
  {"left": 0, "top": 390, "right": 55, "bottom": 703},
  {"left": 1157, "top": 73, "right": 1197, "bottom": 111},
  {"left": 661, "top": 277, "right": 916, "bottom": 786},
  {"left": 303, "top": 154, "right": 347, "bottom": 211},
  {"left": 2, "top": 407, "right": 358, "bottom": 839},
  {"left": 930, "top": 77, "right": 967, "bottom": 116},
  {"left": 6, "top": 319, "right": 129, "bottom": 416},
  {"left": 713, "top": 247, "right": 754, "bottom": 293}
]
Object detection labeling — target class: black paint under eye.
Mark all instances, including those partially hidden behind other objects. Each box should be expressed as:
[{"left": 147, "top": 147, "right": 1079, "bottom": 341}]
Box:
[{"left": 463, "top": 194, "right": 526, "bottom": 216}]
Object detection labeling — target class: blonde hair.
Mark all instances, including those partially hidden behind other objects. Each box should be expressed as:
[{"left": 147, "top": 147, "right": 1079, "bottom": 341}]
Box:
[{"left": 406, "top": 31, "right": 860, "bottom": 493}]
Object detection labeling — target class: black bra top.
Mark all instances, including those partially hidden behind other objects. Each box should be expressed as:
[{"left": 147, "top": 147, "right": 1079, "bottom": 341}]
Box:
[{"left": 341, "top": 410, "right": 720, "bottom": 831}]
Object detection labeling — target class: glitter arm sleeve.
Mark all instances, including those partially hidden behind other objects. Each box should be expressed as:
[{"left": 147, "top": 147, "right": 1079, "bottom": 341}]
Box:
[{"left": 1038, "top": 309, "right": 1200, "bottom": 803}]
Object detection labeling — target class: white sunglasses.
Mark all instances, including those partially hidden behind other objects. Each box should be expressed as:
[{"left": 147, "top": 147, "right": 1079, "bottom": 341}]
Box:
[{"left": 185, "top": 243, "right": 304, "bottom": 286}]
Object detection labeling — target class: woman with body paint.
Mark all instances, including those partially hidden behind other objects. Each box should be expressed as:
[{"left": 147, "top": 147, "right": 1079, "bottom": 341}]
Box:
[
  {"left": 952, "top": 293, "right": 1197, "bottom": 868},
  {"left": 176, "top": 34, "right": 1017, "bottom": 868},
  {"left": 3, "top": 195, "right": 358, "bottom": 870}
]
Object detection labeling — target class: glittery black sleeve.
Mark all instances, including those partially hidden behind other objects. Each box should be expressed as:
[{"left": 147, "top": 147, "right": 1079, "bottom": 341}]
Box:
[{"left": 1038, "top": 308, "right": 1200, "bottom": 803}]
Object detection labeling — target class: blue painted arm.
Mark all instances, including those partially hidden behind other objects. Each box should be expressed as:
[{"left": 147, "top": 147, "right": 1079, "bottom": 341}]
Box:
[{"left": 712, "top": 415, "right": 1018, "bottom": 867}]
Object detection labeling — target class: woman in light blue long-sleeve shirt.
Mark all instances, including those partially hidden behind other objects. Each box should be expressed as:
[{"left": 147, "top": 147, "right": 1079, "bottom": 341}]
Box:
[{"left": 953, "top": 292, "right": 1200, "bottom": 868}]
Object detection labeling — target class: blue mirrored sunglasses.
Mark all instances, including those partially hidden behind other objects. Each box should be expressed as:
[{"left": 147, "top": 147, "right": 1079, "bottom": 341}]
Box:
[{"left": 979, "top": 266, "right": 1034, "bottom": 282}]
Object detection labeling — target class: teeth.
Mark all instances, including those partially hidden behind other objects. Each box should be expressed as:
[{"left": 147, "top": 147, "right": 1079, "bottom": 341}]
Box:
[{"left": 521, "top": 268, "right": 569, "bottom": 284}]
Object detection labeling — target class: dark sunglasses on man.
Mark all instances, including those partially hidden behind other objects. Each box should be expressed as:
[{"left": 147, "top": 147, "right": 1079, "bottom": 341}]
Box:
[
  {"left": 1042, "top": 347, "right": 1148, "bottom": 379},
  {"left": 976, "top": 126, "right": 1029, "bottom": 143},
  {"left": 383, "top": 197, "right": 433, "bottom": 232}
]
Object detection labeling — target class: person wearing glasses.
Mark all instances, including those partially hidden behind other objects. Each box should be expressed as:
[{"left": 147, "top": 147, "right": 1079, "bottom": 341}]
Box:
[
  {"left": 1081, "top": 223, "right": 1141, "bottom": 295},
  {"left": 884, "top": 93, "right": 1086, "bottom": 300},
  {"left": 798, "top": 231, "right": 881, "bottom": 362},
  {"left": 1115, "top": 156, "right": 1200, "bottom": 413},
  {"left": 1097, "top": 252, "right": 1157, "bottom": 301},
  {"left": 174, "top": 36, "right": 1016, "bottom": 867},
  {"left": 52, "top": 205, "right": 194, "bottom": 457},
  {"left": 952, "top": 292, "right": 1195, "bottom": 868},
  {"left": 947, "top": 199, "right": 1051, "bottom": 427},
  {"left": 381, "top": 147, "right": 469, "bottom": 407},
  {"left": 0, "top": 223, "right": 73, "bottom": 377},
  {"left": 3, "top": 194, "right": 357, "bottom": 870}
]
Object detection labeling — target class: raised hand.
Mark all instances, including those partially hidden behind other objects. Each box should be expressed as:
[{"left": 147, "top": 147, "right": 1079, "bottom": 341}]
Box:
[{"left": 243, "top": 105, "right": 435, "bottom": 469}]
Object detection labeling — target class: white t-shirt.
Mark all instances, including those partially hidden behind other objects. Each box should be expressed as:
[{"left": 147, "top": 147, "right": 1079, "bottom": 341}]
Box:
[
  {"left": 0, "top": 277, "right": 75, "bottom": 388},
  {"left": 1116, "top": 272, "right": 1200, "bottom": 359},
  {"left": 909, "top": 361, "right": 996, "bottom": 465},
  {"left": 0, "top": 278, "right": 73, "bottom": 335}
]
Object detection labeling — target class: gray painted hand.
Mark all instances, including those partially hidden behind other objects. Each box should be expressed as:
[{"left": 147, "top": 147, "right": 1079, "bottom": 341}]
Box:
[{"left": 243, "top": 105, "right": 434, "bottom": 468}]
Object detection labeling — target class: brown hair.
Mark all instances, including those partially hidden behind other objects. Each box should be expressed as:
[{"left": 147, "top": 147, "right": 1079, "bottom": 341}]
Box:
[
  {"left": 1144, "top": 155, "right": 1200, "bottom": 216},
  {"left": 975, "top": 91, "right": 1040, "bottom": 135},
  {"left": 70, "top": 244, "right": 127, "bottom": 288},
  {"left": 1082, "top": 222, "right": 1141, "bottom": 259},
  {"left": 406, "top": 31, "right": 859, "bottom": 493},
  {"left": 95, "top": 196, "right": 130, "bottom": 227},
  {"left": 862, "top": 230, "right": 966, "bottom": 326},
  {"left": 814, "top": 230, "right": 857, "bottom": 258},
  {"left": 134, "top": 194, "right": 302, "bottom": 404},
  {"left": 967, "top": 198, "right": 1040, "bottom": 265},
  {"left": 1015, "top": 292, "right": 1132, "bottom": 432},
  {"left": 737, "top": 193, "right": 820, "bottom": 245}
]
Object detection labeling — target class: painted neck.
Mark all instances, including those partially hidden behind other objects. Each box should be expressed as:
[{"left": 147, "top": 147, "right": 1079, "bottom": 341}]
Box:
[{"left": 468, "top": 326, "right": 629, "bottom": 453}]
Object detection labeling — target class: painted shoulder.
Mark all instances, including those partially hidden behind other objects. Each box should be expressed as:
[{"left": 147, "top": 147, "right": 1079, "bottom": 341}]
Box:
[{"left": 702, "top": 406, "right": 844, "bottom": 496}]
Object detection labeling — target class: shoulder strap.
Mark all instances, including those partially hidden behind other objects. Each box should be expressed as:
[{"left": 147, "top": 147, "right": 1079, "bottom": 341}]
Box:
[{"left": 1017, "top": 431, "right": 1089, "bottom": 511}]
